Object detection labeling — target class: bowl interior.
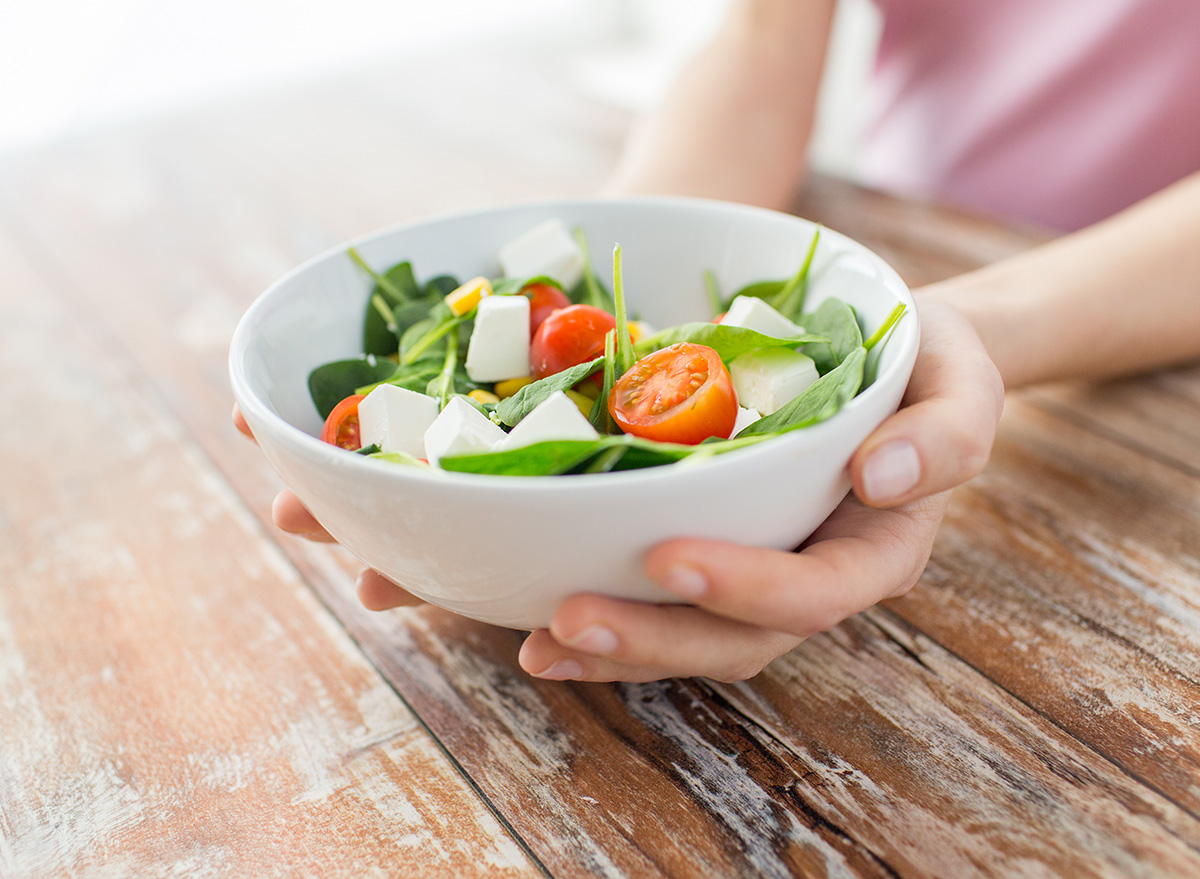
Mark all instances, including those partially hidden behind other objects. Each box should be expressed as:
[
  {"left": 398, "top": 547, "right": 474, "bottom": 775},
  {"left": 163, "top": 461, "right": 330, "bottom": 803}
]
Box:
[{"left": 234, "top": 197, "right": 915, "bottom": 456}]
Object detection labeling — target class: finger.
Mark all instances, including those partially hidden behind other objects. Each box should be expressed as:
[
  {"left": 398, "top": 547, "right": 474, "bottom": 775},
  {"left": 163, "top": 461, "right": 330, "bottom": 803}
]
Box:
[
  {"left": 518, "top": 598, "right": 801, "bottom": 683},
  {"left": 232, "top": 403, "right": 257, "bottom": 443},
  {"left": 643, "top": 494, "right": 949, "bottom": 638},
  {"left": 271, "top": 490, "right": 337, "bottom": 543},
  {"left": 852, "top": 300, "right": 1003, "bottom": 507},
  {"left": 356, "top": 568, "right": 425, "bottom": 611}
]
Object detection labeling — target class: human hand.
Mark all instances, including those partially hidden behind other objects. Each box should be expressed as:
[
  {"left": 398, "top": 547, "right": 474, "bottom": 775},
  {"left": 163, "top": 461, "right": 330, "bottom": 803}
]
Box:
[{"left": 233, "top": 297, "right": 1003, "bottom": 681}]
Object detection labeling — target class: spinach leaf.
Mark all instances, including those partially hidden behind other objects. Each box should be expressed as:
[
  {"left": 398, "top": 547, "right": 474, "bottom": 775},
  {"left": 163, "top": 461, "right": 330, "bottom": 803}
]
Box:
[
  {"left": 861, "top": 302, "right": 907, "bottom": 389},
  {"left": 720, "top": 225, "right": 821, "bottom": 320},
  {"left": 357, "top": 359, "right": 440, "bottom": 395},
  {"left": 633, "top": 322, "right": 827, "bottom": 362},
  {"left": 490, "top": 275, "right": 563, "bottom": 296},
  {"left": 495, "top": 357, "right": 604, "bottom": 427},
  {"left": 441, "top": 440, "right": 605, "bottom": 476},
  {"left": 799, "top": 298, "right": 862, "bottom": 374},
  {"left": 426, "top": 337, "right": 459, "bottom": 409},
  {"left": 308, "top": 356, "right": 398, "bottom": 419},
  {"left": 611, "top": 244, "right": 635, "bottom": 377},
  {"left": 736, "top": 346, "right": 866, "bottom": 437},
  {"left": 367, "top": 449, "right": 429, "bottom": 468},
  {"left": 424, "top": 275, "right": 459, "bottom": 298},
  {"left": 704, "top": 269, "right": 724, "bottom": 319},
  {"left": 439, "top": 432, "right": 767, "bottom": 476},
  {"left": 350, "top": 252, "right": 425, "bottom": 356}
]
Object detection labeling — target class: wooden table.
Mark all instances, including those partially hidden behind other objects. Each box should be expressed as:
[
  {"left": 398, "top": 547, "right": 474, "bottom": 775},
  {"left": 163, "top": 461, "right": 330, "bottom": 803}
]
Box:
[{"left": 4, "top": 43, "right": 1200, "bottom": 879}]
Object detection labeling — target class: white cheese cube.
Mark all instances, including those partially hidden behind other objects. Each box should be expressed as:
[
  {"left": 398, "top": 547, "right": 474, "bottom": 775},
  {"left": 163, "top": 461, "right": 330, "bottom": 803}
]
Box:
[
  {"left": 496, "top": 391, "right": 599, "bottom": 451},
  {"left": 465, "top": 294, "right": 531, "bottom": 383},
  {"left": 358, "top": 385, "right": 439, "bottom": 458},
  {"left": 423, "top": 396, "right": 508, "bottom": 466},
  {"left": 732, "top": 406, "right": 762, "bottom": 435},
  {"left": 497, "top": 219, "right": 584, "bottom": 290},
  {"left": 729, "top": 348, "right": 819, "bottom": 416},
  {"left": 722, "top": 296, "right": 806, "bottom": 339}
]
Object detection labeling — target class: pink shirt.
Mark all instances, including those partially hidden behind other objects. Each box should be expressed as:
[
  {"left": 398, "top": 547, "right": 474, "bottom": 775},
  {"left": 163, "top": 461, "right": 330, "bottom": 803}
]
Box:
[{"left": 857, "top": 0, "right": 1200, "bottom": 231}]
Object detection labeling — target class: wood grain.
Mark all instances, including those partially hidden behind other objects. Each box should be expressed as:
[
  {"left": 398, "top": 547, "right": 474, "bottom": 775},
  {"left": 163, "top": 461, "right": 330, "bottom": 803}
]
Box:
[
  {"left": 0, "top": 219, "right": 538, "bottom": 877},
  {"left": 4, "top": 45, "right": 1200, "bottom": 878}
]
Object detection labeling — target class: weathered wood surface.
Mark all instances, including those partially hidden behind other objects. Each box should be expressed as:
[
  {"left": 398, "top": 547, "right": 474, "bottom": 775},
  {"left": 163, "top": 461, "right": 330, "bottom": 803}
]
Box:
[{"left": 3, "top": 44, "right": 1200, "bottom": 878}]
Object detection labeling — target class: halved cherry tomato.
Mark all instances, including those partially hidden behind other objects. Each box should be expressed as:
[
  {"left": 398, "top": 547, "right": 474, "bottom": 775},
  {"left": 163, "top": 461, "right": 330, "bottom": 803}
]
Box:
[
  {"left": 522, "top": 282, "right": 572, "bottom": 334},
  {"left": 710, "top": 312, "right": 726, "bottom": 324},
  {"left": 320, "top": 393, "right": 366, "bottom": 450},
  {"left": 608, "top": 343, "right": 737, "bottom": 445},
  {"left": 530, "top": 304, "right": 616, "bottom": 379}
]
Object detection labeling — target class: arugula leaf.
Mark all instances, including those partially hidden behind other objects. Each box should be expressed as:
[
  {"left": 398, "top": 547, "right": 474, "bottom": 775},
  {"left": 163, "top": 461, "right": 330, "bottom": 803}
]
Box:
[
  {"left": 633, "top": 322, "right": 828, "bottom": 362},
  {"left": 799, "top": 298, "right": 862, "bottom": 374},
  {"left": 736, "top": 346, "right": 866, "bottom": 437},
  {"left": 308, "top": 356, "right": 399, "bottom": 419},
  {"left": 589, "top": 330, "right": 618, "bottom": 433},
  {"left": 495, "top": 357, "right": 604, "bottom": 427},
  {"left": 768, "top": 225, "right": 821, "bottom": 320}
]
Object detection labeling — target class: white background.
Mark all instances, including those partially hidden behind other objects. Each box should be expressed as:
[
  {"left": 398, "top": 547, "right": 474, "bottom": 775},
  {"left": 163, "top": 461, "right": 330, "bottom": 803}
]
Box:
[{"left": 0, "top": 0, "right": 880, "bottom": 174}]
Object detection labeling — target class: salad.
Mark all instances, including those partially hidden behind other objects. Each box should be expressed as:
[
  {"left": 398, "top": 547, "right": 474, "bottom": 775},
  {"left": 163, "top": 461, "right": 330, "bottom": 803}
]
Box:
[{"left": 308, "top": 219, "right": 906, "bottom": 476}]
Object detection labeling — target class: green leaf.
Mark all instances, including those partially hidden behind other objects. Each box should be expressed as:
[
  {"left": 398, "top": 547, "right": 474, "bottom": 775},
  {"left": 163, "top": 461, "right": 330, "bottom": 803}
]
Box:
[
  {"left": 367, "top": 449, "right": 429, "bottom": 468},
  {"left": 723, "top": 279, "right": 785, "bottom": 311},
  {"left": 353, "top": 255, "right": 426, "bottom": 356},
  {"left": 441, "top": 440, "right": 605, "bottom": 476},
  {"left": 704, "top": 269, "right": 724, "bottom": 319},
  {"left": 633, "top": 322, "right": 828, "bottom": 362},
  {"left": 589, "top": 329, "right": 619, "bottom": 433},
  {"left": 308, "top": 356, "right": 399, "bottom": 419},
  {"left": 611, "top": 244, "right": 635, "bottom": 377},
  {"left": 767, "top": 225, "right": 821, "bottom": 320},
  {"left": 736, "top": 346, "right": 866, "bottom": 437},
  {"left": 357, "top": 359, "right": 440, "bottom": 395},
  {"left": 799, "top": 298, "right": 862, "bottom": 374},
  {"left": 572, "top": 226, "right": 614, "bottom": 312},
  {"left": 424, "top": 275, "right": 459, "bottom": 298},
  {"left": 490, "top": 275, "right": 563, "bottom": 296},
  {"left": 495, "top": 357, "right": 604, "bottom": 427}
]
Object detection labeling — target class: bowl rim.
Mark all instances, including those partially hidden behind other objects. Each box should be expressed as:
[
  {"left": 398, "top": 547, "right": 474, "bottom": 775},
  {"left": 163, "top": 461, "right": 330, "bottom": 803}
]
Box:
[{"left": 228, "top": 195, "right": 918, "bottom": 493}]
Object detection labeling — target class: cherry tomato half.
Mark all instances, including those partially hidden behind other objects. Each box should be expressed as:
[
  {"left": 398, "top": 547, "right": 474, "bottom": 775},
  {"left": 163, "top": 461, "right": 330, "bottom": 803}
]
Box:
[
  {"left": 608, "top": 343, "right": 737, "bottom": 445},
  {"left": 530, "top": 304, "right": 616, "bottom": 379},
  {"left": 522, "top": 282, "right": 571, "bottom": 334},
  {"left": 320, "top": 393, "right": 366, "bottom": 450}
]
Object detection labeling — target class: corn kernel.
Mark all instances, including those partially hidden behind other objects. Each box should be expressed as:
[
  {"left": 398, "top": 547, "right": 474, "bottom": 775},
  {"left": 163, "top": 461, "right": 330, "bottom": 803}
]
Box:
[
  {"left": 494, "top": 376, "right": 534, "bottom": 398},
  {"left": 628, "top": 320, "right": 655, "bottom": 343},
  {"left": 468, "top": 389, "right": 500, "bottom": 404},
  {"left": 564, "top": 389, "right": 595, "bottom": 418},
  {"left": 445, "top": 276, "right": 492, "bottom": 316}
]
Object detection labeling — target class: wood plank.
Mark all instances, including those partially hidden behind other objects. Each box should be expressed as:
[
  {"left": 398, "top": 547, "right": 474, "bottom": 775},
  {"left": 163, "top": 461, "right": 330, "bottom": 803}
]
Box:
[
  {"left": 6, "top": 57, "right": 1200, "bottom": 877},
  {"left": 0, "top": 231, "right": 539, "bottom": 877},
  {"left": 883, "top": 394, "right": 1200, "bottom": 815}
]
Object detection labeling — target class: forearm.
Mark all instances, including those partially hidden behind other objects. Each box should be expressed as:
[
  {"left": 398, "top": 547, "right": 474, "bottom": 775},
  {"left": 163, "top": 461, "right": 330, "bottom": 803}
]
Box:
[
  {"left": 605, "top": 0, "right": 836, "bottom": 210},
  {"left": 921, "top": 171, "right": 1200, "bottom": 388}
]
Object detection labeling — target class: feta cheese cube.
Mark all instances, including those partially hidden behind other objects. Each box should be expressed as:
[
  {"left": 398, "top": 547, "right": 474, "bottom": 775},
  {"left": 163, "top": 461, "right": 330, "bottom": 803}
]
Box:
[
  {"left": 358, "top": 385, "right": 439, "bottom": 458},
  {"left": 465, "top": 294, "right": 531, "bottom": 383},
  {"left": 496, "top": 390, "right": 599, "bottom": 451},
  {"left": 732, "top": 406, "right": 762, "bottom": 436},
  {"left": 497, "top": 219, "right": 584, "bottom": 290},
  {"left": 722, "top": 296, "right": 806, "bottom": 339},
  {"left": 729, "top": 348, "right": 819, "bottom": 415},
  {"left": 423, "top": 396, "right": 508, "bottom": 466}
]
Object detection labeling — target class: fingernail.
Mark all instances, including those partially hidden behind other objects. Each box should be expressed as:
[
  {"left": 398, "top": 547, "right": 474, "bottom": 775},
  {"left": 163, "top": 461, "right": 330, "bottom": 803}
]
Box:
[
  {"left": 657, "top": 564, "right": 708, "bottom": 599},
  {"left": 862, "top": 439, "right": 921, "bottom": 503},
  {"left": 565, "top": 625, "right": 618, "bottom": 655},
  {"left": 533, "top": 659, "right": 583, "bottom": 681}
]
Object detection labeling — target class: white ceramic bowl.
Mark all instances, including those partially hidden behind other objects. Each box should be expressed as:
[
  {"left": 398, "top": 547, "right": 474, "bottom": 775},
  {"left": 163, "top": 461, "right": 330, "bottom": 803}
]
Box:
[{"left": 229, "top": 197, "right": 918, "bottom": 629}]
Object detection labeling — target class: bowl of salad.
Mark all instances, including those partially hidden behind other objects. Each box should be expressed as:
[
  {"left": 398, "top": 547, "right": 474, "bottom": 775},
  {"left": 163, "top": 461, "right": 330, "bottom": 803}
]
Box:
[{"left": 229, "top": 197, "right": 917, "bottom": 629}]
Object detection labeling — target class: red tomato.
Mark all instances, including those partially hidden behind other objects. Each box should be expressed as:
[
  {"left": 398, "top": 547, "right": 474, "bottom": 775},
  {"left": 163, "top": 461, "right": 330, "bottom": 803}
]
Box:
[
  {"left": 530, "top": 304, "right": 616, "bottom": 379},
  {"left": 710, "top": 312, "right": 727, "bottom": 324},
  {"left": 320, "top": 393, "right": 366, "bottom": 450},
  {"left": 522, "top": 282, "right": 571, "bottom": 334},
  {"left": 608, "top": 343, "right": 737, "bottom": 445}
]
